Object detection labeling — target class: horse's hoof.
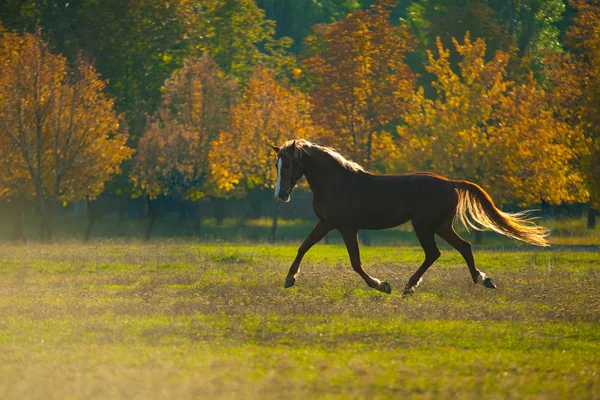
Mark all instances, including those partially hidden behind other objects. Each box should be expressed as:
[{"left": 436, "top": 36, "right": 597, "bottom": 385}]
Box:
[
  {"left": 284, "top": 278, "right": 296, "bottom": 288},
  {"left": 483, "top": 277, "right": 496, "bottom": 289},
  {"left": 476, "top": 273, "right": 496, "bottom": 289},
  {"left": 376, "top": 281, "right": 392, "bottom": 294},
  {"left": 402, "top": 287, "right": 415, "bottom": 298}
]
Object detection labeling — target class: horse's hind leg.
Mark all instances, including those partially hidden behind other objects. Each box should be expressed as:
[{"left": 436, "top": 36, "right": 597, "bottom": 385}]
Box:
[
  {"left": 403, "top": 224, "right": 441, "bottom": 296},
  {"left": 436, "top": 224, "right": 496, "bottom": 289}
]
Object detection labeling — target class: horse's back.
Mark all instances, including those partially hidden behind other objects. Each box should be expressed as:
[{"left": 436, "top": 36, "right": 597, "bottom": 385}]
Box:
[{"left": 368, "top": 172, "right": 456, "bottom": 199}]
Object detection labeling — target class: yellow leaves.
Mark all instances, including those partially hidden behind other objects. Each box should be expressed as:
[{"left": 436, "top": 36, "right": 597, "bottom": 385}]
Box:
[
  {"left": 304, "top": 0, "right": 416, "bottom": 172},
  {"left": 399, "top": 33, "right": 586, "bottom": 207},
  {"left": 209, "top": 66, "right": 320, "bottom": 194},
  {"left": 557, "top": 0, "right": 600, "bottom": 207},
  {"left": 184, "top": 188, "right": 205, "bottom": 202},
  {"left": 0, "top": 30, "right": 132, "bottom": 203},
  {"left": 292, "top": 68, "right": 303, "bottom": 79}
]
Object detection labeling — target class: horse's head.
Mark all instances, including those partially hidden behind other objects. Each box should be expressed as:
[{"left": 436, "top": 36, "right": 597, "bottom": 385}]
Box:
[{"left": 270, "top": 140, "right": 305, "bottom": 202}]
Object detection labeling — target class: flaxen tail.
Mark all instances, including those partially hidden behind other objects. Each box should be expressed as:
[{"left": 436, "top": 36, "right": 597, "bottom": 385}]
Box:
[{"left": 453, "top": 180, "right": 549, "bottom": 247}]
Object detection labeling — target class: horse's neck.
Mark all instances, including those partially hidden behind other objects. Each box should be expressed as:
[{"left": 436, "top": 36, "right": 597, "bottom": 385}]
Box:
[{"left": 303, "top": 153, "right": 352, "bottom": 198}]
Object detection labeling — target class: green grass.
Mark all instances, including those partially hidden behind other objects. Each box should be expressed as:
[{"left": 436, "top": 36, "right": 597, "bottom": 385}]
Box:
[{"left": 0, "top": 242, "right": 598, "bottom": 399}]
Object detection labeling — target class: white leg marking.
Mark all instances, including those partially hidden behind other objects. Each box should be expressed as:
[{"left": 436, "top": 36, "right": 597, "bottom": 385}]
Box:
[
  {"left": 477, "top": 272, "right": 487, "bottom": 286},
  {"left": 402, "top": 277, "right": 423, "bottom": 297},
  {"left": 274, "top": 158, "right": 282, "bottom": 198}
]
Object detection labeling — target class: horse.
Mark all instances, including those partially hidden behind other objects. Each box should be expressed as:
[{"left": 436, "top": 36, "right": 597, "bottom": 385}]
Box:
[{"left": 270, "top": 139, "right": 549, "bottom": 296}]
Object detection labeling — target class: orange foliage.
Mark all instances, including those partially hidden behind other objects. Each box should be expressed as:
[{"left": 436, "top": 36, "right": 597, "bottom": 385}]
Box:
[
  {"left": 0, "top": 30, "right": 132, "bottom": 228},
  {"left": 210, "top": 67, "right": 322, "bottom": 194},
  {"left": 546, "top": 0, "right": 600, "bottom": 208},
  {"left": 303, "top": 0, "right": 417, "bottom": 172},
  {"left": 131, "top": 56, "right": 238, "bottom": 200},
  {"left": 398, "top": 34, "right": 586, "bottom": 206}
]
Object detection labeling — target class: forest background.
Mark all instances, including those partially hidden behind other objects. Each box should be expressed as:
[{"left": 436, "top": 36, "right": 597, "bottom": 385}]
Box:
[{"left": 0, "top": 0, "right": 599, "bottom": 243}]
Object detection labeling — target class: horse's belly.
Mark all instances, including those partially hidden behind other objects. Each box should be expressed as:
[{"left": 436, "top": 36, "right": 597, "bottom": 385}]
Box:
[{"left": 358, "top": 210, "right": 411, "bottom": 230}]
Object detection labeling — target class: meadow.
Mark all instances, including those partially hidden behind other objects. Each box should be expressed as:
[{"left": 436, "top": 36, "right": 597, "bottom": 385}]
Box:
[{"left": 0, "top": 237, "right": 598, "bottom": 399}]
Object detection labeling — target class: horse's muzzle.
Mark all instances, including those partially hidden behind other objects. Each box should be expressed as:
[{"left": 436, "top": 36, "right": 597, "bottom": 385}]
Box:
[{"left": 276, "top": 184, "right": 294, "bottom": 202}]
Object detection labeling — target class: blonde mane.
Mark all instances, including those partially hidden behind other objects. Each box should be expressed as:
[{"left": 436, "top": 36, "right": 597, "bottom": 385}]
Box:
[{"left": 281, "top": 139, "right": 366, "bottom": 173}]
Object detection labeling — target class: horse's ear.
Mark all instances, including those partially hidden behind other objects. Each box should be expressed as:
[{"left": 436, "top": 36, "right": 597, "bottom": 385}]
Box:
[{"left": 270, "top": 144, "right": 281, "bottom": 154}]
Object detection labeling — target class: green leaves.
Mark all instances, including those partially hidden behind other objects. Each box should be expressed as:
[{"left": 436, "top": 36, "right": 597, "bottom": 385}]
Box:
[{"left": 210, "top": 67, "right": 320, "bottom": 195}]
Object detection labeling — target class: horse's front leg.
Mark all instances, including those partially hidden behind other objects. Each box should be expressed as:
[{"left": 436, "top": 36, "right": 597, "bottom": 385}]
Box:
[
  {"left": 340, "top": 230, "right": 391, "bottom": 294},
  {"left": 284, "top": 220, "right": 331, "bottom": 288}
]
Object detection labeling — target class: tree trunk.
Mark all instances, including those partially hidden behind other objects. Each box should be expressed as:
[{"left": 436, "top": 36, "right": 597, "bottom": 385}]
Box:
[
  {"left": 212, "top": 197, "right": 225, "bottom": 226},
  {"left": 195, "top": 201, "right": 203, "bottom": 237},
  {"left": 36, "top": 196, "right": 54, "bottom": 242},
  {"left": 144, "top": 196, "right": 159, "bottom": 241},
  {"left": 237, "top": 212, "right": 248, "bottom": 228},
  {"left": 84, "top": 197, "right": 98, "bottom": 241},
  {"left": 271, "top": 201, "right": 280, "bottom": 242},
  {"left": 119, "top": 193, "right": 128, "bottom": 220},
  {"left": 247, "top": 188, "right": 263, "bottom": 219},
  {"left": 179, "top": 199, "right": 188, "bottom": 221},
  {"left": 11, "top": 195, "right": 26, "bottom": 242},
  {"left": 587, "top": 206, "right": 597, "bottom": 229},
  {"left": 36, "top": 194, "right": 46, "bottom": 241},
  {"left": 43, "top": 198, "right": 55, "bottom": 242}
]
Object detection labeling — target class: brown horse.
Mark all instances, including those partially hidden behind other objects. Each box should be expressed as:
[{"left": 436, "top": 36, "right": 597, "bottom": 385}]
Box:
[{"left": 271, "top": 139, "right": 549, "bottom": 296}]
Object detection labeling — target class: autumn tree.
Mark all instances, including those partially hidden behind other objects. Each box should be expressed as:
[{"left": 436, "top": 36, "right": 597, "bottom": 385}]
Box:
[
  {"left": 178, "top": 0, "right": 294, "bottom": 81},
  {"left": 0, "top": 0, "right": 293, "bottom": 218},
  {"left": 210, "top": 67, "right": 322, "bottom": 238},
  {"left": 398, "top": 34, "right": 586, "bottom": 213},
  {"left": 0, "top": 30, "right": 132, "bottom": 240},
  {"left": 131, "top": 56, "right": 238, "bottom": 239},
  {"left": 303, "top": 0, "right": 416, "bottom": 172},
  {"left": 546, "top": 0, "right": 600, "bottom": 227}
]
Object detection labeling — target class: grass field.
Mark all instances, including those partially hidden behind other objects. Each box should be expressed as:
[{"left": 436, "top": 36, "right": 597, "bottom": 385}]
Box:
[{"left": 0, "top": 241, "right": 598, "bottom": 399}]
